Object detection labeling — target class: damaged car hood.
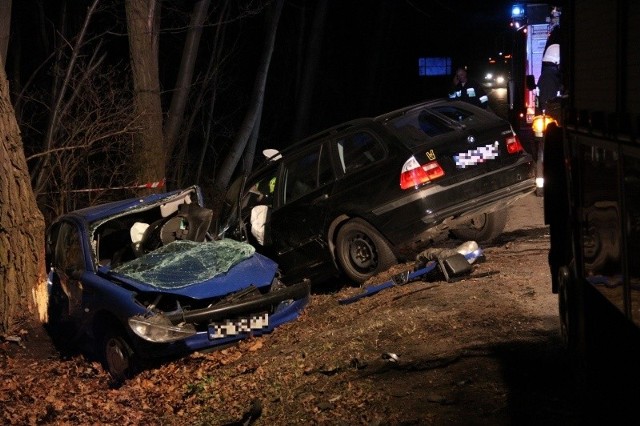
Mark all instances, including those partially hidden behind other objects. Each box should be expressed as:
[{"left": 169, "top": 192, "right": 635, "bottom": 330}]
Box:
[{"left": 102, "top": 239, "right": 279, "bottom": 299}]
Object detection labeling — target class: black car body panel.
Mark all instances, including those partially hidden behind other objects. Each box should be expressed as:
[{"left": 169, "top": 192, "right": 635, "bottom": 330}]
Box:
[{"left": 221, "top": 99, "right": 536, "bottom": 284}]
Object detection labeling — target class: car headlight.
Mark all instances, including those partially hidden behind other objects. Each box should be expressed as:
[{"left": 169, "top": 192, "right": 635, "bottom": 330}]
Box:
[
  {"left": 495, "top": 76, "right": 505, "bottom": 84},
  {"left": 129, "top": 314, "right": 197, "bottom": 343}
]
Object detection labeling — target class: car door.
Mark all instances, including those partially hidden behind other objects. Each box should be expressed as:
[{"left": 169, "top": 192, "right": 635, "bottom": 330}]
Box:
[
  {"left": 325, "top": 129, "right": 393, "bottom": 225},
  {"left": 269, "top": 142, "right": 337, "bottom": 281},
  {"left": 48, "top": 220, "right": 87, "bottom": 329}
]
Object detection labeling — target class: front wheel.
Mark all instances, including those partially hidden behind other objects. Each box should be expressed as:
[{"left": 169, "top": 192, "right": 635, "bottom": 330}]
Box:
[
  {"left": 451, "top": 209, "right": 508, "bottom": 242},
  {"left": 558, "top": 266, "right": 580, "bottom": 352},
  {"left": 100, "top": 327, "right": 138, "bottom": 384},
  {"left": 336, "top": 218, "right": 397, "bottom": 284}
]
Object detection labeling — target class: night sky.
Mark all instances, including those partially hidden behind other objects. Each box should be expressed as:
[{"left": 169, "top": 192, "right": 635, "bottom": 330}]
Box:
[
  {"left": 263, "top": 0, "right": 520, "bottom": 142},
  {"left": 5, "top": 0, "right": 526, "bottom": 161}
]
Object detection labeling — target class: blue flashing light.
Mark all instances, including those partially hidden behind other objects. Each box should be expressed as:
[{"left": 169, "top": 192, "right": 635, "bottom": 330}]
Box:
[{"left": 511, "top": 4, "right": 525, "bottom": 18}]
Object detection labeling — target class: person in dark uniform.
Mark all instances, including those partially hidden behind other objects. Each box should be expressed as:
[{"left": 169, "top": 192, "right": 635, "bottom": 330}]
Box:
[
  {"left": 448, "top": 67, "right": 489, "bottom": 109},
  {"left": 536, "top": 7, "right": 562, "bottom": 114}
]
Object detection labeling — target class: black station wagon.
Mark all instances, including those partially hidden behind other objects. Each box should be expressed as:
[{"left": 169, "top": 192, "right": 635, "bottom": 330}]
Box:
[{"left": 220, "top": 99, "right": 536, "bottom": 285}]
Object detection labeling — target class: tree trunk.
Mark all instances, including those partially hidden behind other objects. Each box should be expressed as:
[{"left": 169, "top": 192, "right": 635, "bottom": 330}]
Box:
[
  {"left": 0, "top": 67, "right": 48, "bottom": 334},
  {"left": 125, "top": 0, "right": 165, "bottom": 193},
  {"left": 0, "top": 0, "right": 11, "bottom": 64},
  {"left": 291, "top": 0, "right": 327, "bottom": 141},
  {"left": 242, "top": 99, "right": 262, "bottom": 175},
  {"left": 360, "top": 2, "right": 393, "bottom": 115},
  {"left": 192, "top": 1, "right": 230, "bottom": 186},
  {"left": 164, "top": 0, "right": 210, "bottom": 162},
  {"left": 212, "top": 0, "right": 284, "bottom": 198}
]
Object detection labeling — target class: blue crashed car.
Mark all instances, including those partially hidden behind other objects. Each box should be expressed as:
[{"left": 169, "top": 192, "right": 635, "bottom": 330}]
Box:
[{"left": 45, "top": 186, "right": 309, "bottom": 382}]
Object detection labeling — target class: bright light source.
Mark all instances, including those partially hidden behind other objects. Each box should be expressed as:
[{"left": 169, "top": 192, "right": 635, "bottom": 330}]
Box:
[
  {"left": 532, "top": 115, "right": 558, "bottom": 137},
  {"left": 511, "top": 4, "right": 525, "bottom": 18},
  {"left": 535, "top": 177, "right": 544, "bottom": 188},
  {"left": 496, "top": 76, "right": 505, "bottom": 84},
  {"left": 485, "top": 73, "right": 493, "bottom": 80}
]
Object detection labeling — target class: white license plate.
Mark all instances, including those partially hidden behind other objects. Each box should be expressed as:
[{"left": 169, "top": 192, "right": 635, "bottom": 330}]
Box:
[
  {"left": 208, "top": 313, "right": 269, "bottom": 339},
  {"left": 454, "top": 142, "right": 500, "bottom": 168}
]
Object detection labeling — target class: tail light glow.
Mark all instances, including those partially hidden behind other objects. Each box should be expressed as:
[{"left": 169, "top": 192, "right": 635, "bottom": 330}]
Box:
[
  {"left": 400, "top": 156, "right": 445, "bottom": 189},
  {"left": 505, "top": 134, "right": 524, "bottom": 154}
]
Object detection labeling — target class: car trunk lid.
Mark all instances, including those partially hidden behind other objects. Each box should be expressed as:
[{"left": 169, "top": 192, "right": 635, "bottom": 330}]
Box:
[{"left": 386, "top": 107, "right": 526, "bottom": 188}]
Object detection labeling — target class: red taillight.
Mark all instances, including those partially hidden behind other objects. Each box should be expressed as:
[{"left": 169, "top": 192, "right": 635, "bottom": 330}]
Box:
[
  {"left": 505, "top": 134, "right": 524, "bottom": 154},
  {"left": 400, "top": 156, "right": 445, "bottom": 190}
]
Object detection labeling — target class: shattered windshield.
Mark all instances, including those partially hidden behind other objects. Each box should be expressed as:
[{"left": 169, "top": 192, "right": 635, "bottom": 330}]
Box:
[{"left": 112, "top": 239, "right": 255, "bottom": 289}]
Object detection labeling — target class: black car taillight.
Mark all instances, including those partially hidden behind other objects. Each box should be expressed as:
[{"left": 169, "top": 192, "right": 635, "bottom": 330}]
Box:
[
  {"left": 505, "top": 134, "right": 524, "bottom": 154},
  {"left": 400, "top": 156, "right": 445, "bottom": 190}
]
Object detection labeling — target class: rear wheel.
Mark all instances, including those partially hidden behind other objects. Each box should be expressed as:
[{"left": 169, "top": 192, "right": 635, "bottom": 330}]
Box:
[
  {"left": 451, "top": 209, "right": 508, "bottom": 242},
  {"left": 336, "top": 218, "right": 397, "bottom": 284},
  {"left": 558, "top": 266, "right": 582, "bottom": 355}
]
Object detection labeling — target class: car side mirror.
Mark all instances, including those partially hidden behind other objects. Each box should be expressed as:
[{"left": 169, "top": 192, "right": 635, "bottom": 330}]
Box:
[{"left": 525, "top": 75, "right": 537, "bottom": 91}]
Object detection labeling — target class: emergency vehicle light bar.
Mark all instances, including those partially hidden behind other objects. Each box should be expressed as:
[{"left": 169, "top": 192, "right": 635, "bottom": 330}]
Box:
[
  {"left": 511, "top": 4, "right": 525, "bottom": 19},
  {"left": 510, "top": 4, "right": 526, "bottom": 30}
]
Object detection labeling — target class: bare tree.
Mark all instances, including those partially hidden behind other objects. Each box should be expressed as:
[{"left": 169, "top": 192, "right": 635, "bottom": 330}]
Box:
[
  {"left": 174, "top": 0, "right": 233, "bottom": 186},
  {"left": 291, "top": 0, "right": 328, "bottom": 141},
  {"left": 212, "top": 0, "right": 284, "bottom": 198},
  {"left": 0, "top": 66, "right": 48, "bottom": 333},
  {"left": 25, "top": 64, "right": 140, "bottom": 221},
  {"left": 0, "top": 0, "right": 10, "bottom": 64},
  {"left": 125, "top": 0, "right": 165, "bottom": 193},
  {"left": 164, "top": 0, "right": 211, "bottom": 162},
  {"left": 30, "top": 0, "right": 102, "bottom": 196},
  {"left": 9, "top": 1, "right": 141, "bottom": 220}
]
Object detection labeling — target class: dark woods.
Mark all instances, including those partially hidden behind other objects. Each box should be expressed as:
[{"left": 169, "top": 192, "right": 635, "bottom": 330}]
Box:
[{"left": 3, "top": 0, "right": 508, "bottom": 224}]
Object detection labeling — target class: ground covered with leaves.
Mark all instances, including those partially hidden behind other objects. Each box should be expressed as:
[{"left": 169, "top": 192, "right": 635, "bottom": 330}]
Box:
[{"left": 1, "top": 195, "right": 593, "bottom": 425}]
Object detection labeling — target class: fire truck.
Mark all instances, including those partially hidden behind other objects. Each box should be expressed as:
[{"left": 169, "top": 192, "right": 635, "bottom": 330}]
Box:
[
  {"left": 508, "top": 3, "right": 557, "bottom": 125},
  {"left": 508, "top": 3, "right": 561, "bottom": 194},
  {"left": 539, "top": 0, "right": 640, "bottom": 418}
]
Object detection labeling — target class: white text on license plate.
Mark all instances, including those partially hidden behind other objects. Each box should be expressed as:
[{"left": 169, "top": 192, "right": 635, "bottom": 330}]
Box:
[
  {"left": 454, "top": 142, "right": 499, "bottom": 168},
  {"left": 209, "top": 313, "right": 269, "bottom": 339}
]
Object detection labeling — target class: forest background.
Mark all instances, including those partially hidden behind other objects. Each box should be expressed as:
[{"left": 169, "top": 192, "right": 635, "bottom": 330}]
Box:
[{"left": 0, "top": 0, "right": 512, "bottom": 332}]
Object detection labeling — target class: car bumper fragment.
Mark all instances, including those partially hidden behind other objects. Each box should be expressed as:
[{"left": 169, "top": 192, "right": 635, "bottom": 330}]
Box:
[
  {"left": 371, "top": 159, "right": 536, "bottom": 246},
  {"left": 165, "top": 279, "right": 311, "bottom": 324}
]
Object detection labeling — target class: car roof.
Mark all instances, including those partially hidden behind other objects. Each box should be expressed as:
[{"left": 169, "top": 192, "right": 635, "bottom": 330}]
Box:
[
  {"left": 57, "top": 186, "right": 200, "bottom": 225},
  {"left": 248, "top": 98, "right": 501, "bottom": 177},
  {"left": 374, "top": 98, "right": 495, "bottom": 123}
]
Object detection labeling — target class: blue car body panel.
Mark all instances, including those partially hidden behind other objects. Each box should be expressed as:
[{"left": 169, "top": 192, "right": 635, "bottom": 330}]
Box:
[
  {"left": 103, "top": 251, "right": 279, "bottom": 298},
  {"left": 45, "top": 185, "right": 309, "bottom": 366}
]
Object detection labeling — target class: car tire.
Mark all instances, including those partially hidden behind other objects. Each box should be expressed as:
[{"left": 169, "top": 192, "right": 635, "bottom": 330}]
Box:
[
  {"left": 100, "top": 327, "right": 137, "bottom": 384},
  {"left": 558, "top": 265, "right": 581, "bottom": 355},
  {"left": 336, "top": 218, "right": 397, "bottom": 284},
  {"left": 450, "top": 209, "right": 508, "bottom": 242}
]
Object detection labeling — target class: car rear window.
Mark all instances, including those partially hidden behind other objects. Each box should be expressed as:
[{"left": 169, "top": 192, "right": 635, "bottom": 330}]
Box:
[
  {"left": 387, "top": 108, "right": 455, "bottom": 147},
  {"left": 431, "top": 105, "right": 475, "bottom": 122}
]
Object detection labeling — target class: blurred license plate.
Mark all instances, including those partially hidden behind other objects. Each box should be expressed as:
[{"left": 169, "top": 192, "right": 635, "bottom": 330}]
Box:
[
  {"left": 454, "top": 142, "right": 499, "bottom": 168},
  {"left": 208, "top": 313, "right": 269, "bottom": 339}
]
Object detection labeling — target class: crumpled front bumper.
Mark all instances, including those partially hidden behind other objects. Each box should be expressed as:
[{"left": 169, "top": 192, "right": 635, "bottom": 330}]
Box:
[
  {"left": 165, "top": 279, "right": 311, "bottom": 324},
  {"left": 133, "top": 280, "right": 311, "bottom": 358}
]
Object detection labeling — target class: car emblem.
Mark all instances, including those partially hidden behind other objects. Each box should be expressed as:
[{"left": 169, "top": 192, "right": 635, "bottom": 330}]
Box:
[
  {"left": 467, "top": 135, "right": 476, "bottom": 144},
  {"left": 426, "top": 149, "right": 436, "bottom": 161}
]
